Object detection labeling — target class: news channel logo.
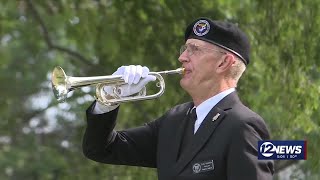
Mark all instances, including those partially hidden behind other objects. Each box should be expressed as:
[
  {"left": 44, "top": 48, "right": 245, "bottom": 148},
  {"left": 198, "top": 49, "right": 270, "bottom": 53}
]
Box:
[{"left": 258, "top": 140, "right": 307, "bottom": 160}]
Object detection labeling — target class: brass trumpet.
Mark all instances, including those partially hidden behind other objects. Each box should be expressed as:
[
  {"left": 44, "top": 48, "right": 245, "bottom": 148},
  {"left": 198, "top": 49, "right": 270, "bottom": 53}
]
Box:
[{"left": 51, "top": 66, "right": 184, "bottom": 106}]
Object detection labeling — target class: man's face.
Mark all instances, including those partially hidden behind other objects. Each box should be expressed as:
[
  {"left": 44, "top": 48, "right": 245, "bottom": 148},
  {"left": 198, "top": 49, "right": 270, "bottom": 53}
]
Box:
[{"left": 178, "top": 39, "right": 225, "bottom": 93}]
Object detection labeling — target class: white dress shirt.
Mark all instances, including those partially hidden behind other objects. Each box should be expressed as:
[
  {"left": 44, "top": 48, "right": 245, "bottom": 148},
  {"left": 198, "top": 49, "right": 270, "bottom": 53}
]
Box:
[{"left": 193, "top": 88, "right": 235, "bottom": 134}]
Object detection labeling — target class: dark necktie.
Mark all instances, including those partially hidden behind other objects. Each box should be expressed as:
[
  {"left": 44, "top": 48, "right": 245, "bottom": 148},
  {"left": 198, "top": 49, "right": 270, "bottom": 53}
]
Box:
[
  {"left": 188, "top": 108, "right": 197, "bottom": 135},
  {"left": 179, "top": 107, "right": 197, "bottom": 159}
]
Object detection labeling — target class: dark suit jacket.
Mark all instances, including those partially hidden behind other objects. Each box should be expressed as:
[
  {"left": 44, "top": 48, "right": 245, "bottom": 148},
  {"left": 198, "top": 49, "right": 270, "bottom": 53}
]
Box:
[{"left": 83, "top": 92, "right": 274, "bottom": 180}]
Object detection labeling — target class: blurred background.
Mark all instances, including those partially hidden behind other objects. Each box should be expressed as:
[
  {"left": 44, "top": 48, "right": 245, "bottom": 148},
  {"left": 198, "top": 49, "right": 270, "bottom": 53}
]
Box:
[{"left": 0, "top": 0, "right": 319, "bottom": 179}]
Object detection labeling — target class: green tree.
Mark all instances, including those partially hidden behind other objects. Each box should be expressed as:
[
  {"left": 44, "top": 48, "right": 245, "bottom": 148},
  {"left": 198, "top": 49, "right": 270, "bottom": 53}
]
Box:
[{"left": 0, "top": 0, "right": 319, "bottom": 179}]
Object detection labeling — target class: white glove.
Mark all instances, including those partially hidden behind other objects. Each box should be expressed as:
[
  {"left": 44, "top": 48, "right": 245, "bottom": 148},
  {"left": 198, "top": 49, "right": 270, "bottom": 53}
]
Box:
[
  {"left": 93, "top": 65, "right": 156, "bottom": 113},
  {"left": 104, "top": 65, "right": 156, "bottom": 97}
]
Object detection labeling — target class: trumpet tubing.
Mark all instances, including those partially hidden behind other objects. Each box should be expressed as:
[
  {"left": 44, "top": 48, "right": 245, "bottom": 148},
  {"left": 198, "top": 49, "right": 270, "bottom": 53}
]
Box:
[{"left": 51, "top": 66, "right": 184, "bottom": 105}]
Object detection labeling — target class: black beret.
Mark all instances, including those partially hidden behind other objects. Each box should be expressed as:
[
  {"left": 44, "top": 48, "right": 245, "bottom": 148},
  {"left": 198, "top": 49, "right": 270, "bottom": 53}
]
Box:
[{"left": 184, "top": 17, "right": 250, "bottom": 65}]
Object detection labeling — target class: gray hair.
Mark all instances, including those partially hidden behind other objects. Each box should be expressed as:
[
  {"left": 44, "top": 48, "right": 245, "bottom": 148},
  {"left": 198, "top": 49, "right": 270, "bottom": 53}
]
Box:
[
  {"left": 228, "top": 57, "right": 246, "bottom": 82},
  {"left": 212, "top": 45, "right": 247, "bottom": 82}
]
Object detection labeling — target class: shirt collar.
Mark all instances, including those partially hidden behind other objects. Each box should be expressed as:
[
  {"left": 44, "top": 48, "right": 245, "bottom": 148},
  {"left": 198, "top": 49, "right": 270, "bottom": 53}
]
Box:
[{"left": 195, "top": 88, "right": 235, "bottom": 122}]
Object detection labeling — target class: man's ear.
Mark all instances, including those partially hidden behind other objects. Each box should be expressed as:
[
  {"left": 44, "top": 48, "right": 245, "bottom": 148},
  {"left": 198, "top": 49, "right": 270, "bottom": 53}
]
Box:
[{"left": 217, "top": 54, "right": 235, "bottom": 73}]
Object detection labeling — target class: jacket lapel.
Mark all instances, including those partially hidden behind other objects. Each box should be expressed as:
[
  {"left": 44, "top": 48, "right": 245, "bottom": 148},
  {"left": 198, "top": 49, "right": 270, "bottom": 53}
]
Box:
[
  {"left": 172, "top": 92, "right": 239, "bottom": 175},
  {"left": 171, "top": 103, "right": 195, "bottom": 162},
  {"left": 173, "top": 106, "right": 226, "bottom": 175}
]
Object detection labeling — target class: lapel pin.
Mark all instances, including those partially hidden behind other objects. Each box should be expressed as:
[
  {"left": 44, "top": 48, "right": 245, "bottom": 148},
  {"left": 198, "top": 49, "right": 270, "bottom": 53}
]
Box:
[
  {"left": 186, "top": 108, "right": 191, "bottom": 115},
  {"left": 212, "top": 113, "right": 220, "bottom": 122}
]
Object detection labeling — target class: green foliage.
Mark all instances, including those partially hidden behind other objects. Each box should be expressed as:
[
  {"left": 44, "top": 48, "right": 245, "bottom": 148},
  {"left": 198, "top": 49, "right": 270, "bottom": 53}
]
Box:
[{"left": 0, "top": 0, "right": 319, "bottom": 179}]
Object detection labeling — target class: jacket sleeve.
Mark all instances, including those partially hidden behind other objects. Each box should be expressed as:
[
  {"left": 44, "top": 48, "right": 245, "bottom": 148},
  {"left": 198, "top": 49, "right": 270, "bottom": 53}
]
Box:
[
  {"left": 226, "top": 117, "right": 274, "bottom": 180},
  {"left": 82, "top": 101, "right": 161, "bottom": 168}
]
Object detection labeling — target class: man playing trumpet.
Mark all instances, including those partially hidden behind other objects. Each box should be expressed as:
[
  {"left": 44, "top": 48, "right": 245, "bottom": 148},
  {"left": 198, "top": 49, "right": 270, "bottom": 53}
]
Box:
[{"left": 82, "top": 17, "right": 274, "bottom": 180}]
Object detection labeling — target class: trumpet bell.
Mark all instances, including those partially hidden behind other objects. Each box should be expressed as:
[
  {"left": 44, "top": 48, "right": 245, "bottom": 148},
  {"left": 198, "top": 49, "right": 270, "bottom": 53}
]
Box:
[{"left": 51, "top": 66, "right": 68, "bottom": 102}]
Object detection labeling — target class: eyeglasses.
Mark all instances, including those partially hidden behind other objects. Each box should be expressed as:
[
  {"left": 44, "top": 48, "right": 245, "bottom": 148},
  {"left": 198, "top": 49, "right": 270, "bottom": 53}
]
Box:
[{"left": 179, "top": 43, "right": 227, "bottom": 56}]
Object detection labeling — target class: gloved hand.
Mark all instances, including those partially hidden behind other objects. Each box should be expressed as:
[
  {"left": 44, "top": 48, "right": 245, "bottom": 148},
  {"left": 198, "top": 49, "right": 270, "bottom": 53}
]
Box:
[
  {"left": 94, "top": 65, "right": 156, "bottom": 112},
  {"left": 104, "top": 65, "right": 156, "bottom": 97}
]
